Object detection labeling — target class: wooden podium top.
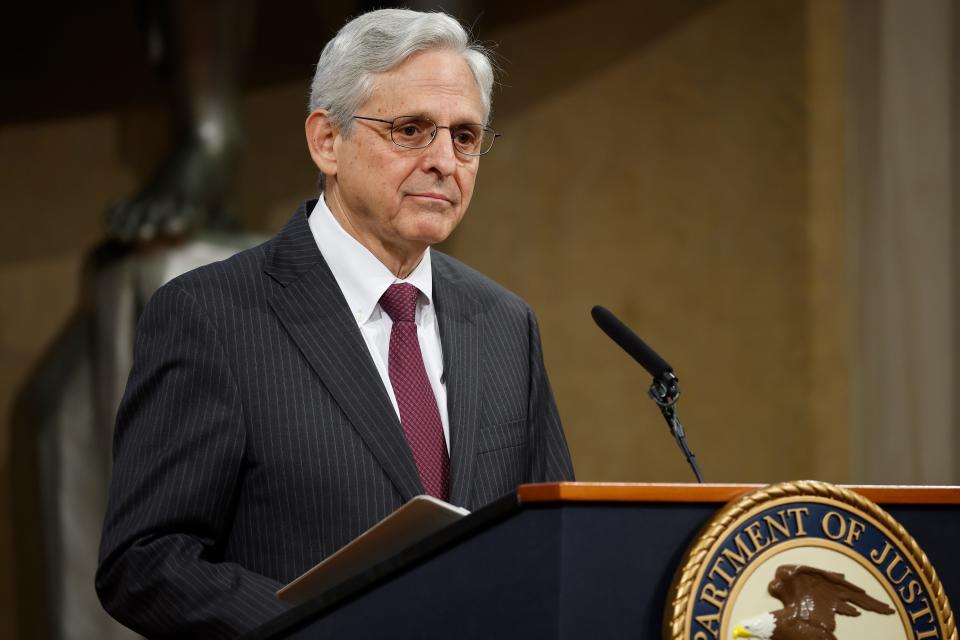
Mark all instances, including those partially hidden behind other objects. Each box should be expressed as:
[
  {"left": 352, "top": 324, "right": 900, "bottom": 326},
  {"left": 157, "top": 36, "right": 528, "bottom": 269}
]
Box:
[{"left": 518, "top": 482, "right": 960, "bottom": 505}]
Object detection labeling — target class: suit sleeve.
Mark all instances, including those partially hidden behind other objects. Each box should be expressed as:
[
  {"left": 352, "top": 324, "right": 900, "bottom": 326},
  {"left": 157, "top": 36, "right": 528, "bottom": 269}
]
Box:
[
  {"left": 96, "top": 283, "right": 289, "bottom": 638},
  {"left": 525, "top": 309, "right": 575, "bottom": 482}
]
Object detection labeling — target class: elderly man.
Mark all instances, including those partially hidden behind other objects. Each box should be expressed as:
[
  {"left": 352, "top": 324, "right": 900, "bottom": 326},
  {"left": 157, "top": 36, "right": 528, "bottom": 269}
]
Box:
[{"left": 97, "top": 8, "right": 574, "bottom": 638}]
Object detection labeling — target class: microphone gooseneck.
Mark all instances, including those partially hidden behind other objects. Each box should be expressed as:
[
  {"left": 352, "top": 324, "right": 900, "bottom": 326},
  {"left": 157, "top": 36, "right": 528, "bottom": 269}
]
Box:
[{"left": 591, "top": 305, "right": 704, "bottom": 483}]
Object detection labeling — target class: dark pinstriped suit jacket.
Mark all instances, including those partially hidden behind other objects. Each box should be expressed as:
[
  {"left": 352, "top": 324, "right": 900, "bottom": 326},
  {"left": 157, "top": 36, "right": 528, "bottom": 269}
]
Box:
[{"left": 96, "top": 200, "right": 574, "bottom": 638}]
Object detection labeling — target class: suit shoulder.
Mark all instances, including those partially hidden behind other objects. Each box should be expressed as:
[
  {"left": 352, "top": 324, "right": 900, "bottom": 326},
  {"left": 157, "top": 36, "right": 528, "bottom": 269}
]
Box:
[{"left": 432, "top": 250, "right": 532, "bottom": 315}]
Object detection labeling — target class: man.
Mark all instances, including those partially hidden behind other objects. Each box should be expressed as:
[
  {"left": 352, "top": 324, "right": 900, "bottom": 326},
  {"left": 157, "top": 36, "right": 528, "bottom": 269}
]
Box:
[{"left": 97, "top": 9, "right": 574, "bottom": 638}]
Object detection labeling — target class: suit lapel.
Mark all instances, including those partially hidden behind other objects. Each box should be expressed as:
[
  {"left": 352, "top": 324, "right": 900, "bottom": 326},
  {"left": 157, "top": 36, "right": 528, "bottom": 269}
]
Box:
[
  {"left": 433, "top": 256, "right": 482, "bottom": 508},
  {"left": 264, "top": 203, "right": 423, "bottom": 502}
]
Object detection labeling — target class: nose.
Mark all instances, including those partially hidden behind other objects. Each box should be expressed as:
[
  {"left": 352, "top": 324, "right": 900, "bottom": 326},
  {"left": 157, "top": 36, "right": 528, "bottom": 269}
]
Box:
[{"left": 419, "top": 126, "right": 459, "bottom": 177}]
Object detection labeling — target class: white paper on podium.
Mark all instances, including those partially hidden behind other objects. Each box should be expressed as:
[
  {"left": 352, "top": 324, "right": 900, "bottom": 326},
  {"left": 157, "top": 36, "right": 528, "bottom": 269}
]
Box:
[{"left": 276, "top": 495, "right": 470, "bottom": 605}]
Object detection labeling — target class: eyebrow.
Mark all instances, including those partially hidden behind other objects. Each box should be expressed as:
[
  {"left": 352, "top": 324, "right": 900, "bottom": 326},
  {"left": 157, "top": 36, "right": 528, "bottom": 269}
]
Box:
[{"left": 405, "top": 113, "right": 485, "bottom": 126}]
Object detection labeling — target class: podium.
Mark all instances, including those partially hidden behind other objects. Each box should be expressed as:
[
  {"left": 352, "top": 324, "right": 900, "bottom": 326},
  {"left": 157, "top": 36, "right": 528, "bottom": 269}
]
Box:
[{"left": 246, "top": 483, "right": 960, "bottom": 639}]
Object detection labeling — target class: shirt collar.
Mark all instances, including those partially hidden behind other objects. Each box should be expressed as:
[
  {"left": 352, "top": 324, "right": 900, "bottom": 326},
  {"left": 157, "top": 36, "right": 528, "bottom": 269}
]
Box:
[{"left": 308, "top": 196, "right": 433, "bottom": 325}]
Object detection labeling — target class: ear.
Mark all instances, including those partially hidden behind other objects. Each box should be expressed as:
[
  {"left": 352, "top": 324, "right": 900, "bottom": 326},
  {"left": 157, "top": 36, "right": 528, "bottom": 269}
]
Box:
[{"left": 305, "top": 109, "right": 339, "bottom": 176}]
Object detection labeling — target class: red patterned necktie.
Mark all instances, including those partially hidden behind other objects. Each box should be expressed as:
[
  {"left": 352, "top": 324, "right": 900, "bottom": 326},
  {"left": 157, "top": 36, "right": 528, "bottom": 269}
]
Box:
[{"left": 379, "top": 283, "right": 450, "bottom": 500}]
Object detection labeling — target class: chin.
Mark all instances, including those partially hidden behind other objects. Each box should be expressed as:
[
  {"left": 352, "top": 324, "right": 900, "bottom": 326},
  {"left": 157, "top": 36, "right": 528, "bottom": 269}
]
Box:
[
  {"left": 408, "top": 227, "right": 455, "bottom": 247},
  {"left": 401, "top": 213, "right": 463, "bottom": 247}
]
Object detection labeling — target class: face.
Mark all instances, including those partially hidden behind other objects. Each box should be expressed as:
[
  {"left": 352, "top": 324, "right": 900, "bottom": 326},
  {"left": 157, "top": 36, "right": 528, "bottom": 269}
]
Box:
[{"left": 311, "top": 48, "right": 485, "bottom": 265}]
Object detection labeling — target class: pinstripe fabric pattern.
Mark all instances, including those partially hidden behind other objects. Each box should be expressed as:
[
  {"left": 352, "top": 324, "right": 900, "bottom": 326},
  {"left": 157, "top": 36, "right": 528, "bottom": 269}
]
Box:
[{"left": 96, "top": 200, "right": 574, "bottom": 638}]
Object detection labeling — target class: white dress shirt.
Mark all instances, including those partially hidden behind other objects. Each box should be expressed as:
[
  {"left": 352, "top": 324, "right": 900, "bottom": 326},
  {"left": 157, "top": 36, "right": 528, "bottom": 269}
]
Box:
[{"left": 307, "top": 196, "right": 450, "bottom": 451}]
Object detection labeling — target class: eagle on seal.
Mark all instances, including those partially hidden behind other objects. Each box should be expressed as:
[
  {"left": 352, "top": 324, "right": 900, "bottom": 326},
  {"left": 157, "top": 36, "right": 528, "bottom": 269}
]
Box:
[{"left": 732, "top": 564, "right": 895, "bottom": 639}]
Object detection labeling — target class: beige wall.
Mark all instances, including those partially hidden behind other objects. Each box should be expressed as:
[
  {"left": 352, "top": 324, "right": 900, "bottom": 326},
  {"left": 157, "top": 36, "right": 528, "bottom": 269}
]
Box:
[{"left": 0, "top": 0, "right": 850, "bottom": 635}]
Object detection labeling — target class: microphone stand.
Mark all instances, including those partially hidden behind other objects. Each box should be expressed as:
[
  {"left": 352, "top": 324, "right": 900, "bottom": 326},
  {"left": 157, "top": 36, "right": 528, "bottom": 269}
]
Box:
[{"left": 648, "top": 372, "right": 704, "bottom": 483}]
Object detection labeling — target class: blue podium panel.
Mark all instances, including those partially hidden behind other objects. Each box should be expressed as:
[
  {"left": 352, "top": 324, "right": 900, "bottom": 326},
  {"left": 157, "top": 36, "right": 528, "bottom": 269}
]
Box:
[
  {"left": 556, "top": 503, "right": 713, "bottom": 637},
  {"left": 285, "top": 505, "right": 565, "bottom": 639}
]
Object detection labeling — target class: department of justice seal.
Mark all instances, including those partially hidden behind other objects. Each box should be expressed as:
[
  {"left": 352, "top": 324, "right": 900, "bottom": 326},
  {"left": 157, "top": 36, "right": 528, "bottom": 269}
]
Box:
[{"left": 665, "top": 480, "right": 956, "bottom": 640}]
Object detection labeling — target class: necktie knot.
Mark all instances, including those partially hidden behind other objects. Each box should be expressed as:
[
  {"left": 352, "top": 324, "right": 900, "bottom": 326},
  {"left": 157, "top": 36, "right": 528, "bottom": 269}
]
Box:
[{"left": 380, "top": 283, "right": 419, "bottom": 323}]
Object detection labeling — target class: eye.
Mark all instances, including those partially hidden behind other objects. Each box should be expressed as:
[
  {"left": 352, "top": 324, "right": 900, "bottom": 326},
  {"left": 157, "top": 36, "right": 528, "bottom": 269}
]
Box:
[
  {"left": 452, "top": 125, "right": 482, "bottom": 151},
  {"left": 391, "top": 117, "right": 433, "bottom": 146},
  {"left": 454, "top": 130, "right": 477, "bottom": 145}
]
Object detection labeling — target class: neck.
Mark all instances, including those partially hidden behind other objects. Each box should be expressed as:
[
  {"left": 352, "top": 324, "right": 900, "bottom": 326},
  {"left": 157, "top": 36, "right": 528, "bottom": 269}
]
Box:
[{"left": 324, "top": 186, "right": 425, "bottom": 279}]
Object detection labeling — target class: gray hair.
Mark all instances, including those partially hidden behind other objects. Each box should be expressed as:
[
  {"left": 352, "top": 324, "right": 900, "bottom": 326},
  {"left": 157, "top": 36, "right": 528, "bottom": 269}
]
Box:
[{"left": 309, "top": 9, "right": 495, "bottom": 134}]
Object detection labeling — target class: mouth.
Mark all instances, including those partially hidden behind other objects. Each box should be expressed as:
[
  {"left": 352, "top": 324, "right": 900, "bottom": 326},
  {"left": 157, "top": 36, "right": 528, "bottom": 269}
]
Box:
[{"left": 407, "top": 192, "right": 455, "bottom": 205}]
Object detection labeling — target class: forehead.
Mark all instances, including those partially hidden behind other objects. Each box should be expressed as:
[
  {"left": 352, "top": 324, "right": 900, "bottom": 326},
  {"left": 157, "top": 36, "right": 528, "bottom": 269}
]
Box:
[{"left": 363, "top": 48, "right": 484, "bottom": 122}]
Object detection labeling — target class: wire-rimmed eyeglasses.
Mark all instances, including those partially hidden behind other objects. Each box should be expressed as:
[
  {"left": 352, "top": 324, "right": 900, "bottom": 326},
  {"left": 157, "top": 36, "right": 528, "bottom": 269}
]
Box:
[{"left": 352, "top": 115, "right": 500, "bottom": 156}]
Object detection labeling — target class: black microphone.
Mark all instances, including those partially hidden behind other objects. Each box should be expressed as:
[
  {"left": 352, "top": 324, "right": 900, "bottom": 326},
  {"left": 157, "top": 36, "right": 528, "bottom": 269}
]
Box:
[
  {"left": 591, "top": 305, "right": 704, "bottom": 483},
  {"left": 590, "top": 305, "right": 675, "bottom": 392}
]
